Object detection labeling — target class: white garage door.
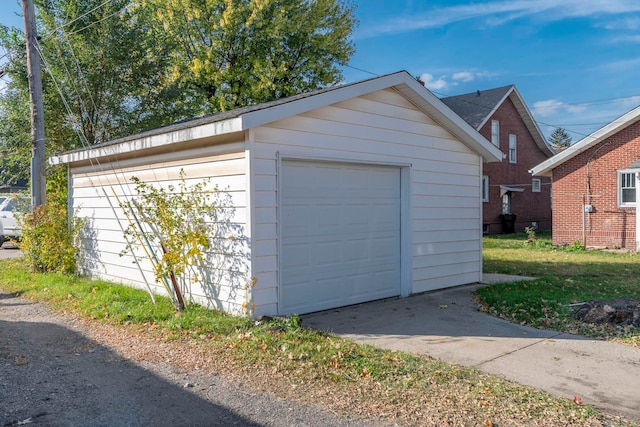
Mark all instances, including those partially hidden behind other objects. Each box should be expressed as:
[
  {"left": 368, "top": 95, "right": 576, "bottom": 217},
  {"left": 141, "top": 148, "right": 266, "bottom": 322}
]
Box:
[{"left": 279, "top": 160, "right": 401, "bottom": 314}]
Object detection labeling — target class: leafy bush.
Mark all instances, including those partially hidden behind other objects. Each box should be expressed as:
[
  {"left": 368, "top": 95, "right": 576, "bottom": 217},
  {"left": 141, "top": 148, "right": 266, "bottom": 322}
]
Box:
[
  {"left": 119, "top": 170, "right": 249, "bottom": 312},
  {"left": 19, "top": 168, "right": 84, "bottom": 274}
]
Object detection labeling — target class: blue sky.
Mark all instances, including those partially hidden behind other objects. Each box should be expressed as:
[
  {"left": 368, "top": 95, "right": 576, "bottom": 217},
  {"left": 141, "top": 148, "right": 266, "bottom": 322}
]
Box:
[
  {"left": 3, "top": 0, "right": 640, "bottom": 142},
  {"left": 347, "top": 0, "right": 640, "bottom": 141}
]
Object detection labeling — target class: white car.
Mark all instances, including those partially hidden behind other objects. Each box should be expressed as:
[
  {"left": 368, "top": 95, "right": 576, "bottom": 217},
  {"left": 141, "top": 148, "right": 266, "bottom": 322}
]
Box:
[{"left": 0, "top": 196, "right": 30, "bottom": 246}]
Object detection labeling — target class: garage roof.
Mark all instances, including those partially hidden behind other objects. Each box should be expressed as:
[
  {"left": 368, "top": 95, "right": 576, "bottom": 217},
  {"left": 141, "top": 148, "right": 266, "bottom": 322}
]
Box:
[{"left": 50, "top": 70, "right": 502, "bottom": 166}]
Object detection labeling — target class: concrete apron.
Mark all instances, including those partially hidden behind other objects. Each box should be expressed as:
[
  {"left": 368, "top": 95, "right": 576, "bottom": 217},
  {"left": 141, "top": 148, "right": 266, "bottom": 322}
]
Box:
[{"left": 302, "top": 280, "right": 640, "bottom": 421}]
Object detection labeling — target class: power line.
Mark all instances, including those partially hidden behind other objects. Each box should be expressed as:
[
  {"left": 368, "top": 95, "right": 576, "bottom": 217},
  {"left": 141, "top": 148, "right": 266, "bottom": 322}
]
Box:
[
  {"left": 339, "top": 63, "right": 380, "bottom": 77},
  {"left": 64, "top": 7, "right": 125, "bottom": 37},
  {"left": 42, "top": 0, "right": 117, "bottom": 40}
]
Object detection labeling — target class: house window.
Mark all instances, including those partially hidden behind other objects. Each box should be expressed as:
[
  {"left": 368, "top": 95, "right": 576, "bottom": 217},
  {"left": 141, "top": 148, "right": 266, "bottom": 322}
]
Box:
[
  {"left": 508, "top": 134, "right": 517, "bottom": 163},
  {"left": 618, "top": 171, "right": 637, "bottom": 207},
  {"left": 491, "top": 120, "right": 500, "bottom": 147},
  {"left": 482, "top": 176, "right": 489, "bottom": 202},
  {"left": 532, "top": 178, "right": 541, "bottom": 193}
]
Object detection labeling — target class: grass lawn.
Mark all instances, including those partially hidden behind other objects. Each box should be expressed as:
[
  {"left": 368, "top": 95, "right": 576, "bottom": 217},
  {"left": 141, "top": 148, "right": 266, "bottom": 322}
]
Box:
[
  {"left": 479, "top": 231, "right": 640, "bottom": 347},
  {"left": 0, "top": 241, "right": 638, "bottom": 426}
]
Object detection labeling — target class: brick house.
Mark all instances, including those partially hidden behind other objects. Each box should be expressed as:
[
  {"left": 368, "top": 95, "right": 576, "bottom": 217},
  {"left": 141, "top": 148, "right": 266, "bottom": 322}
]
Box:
[
  {"left": 531, "top": 105, "right": 640, "bottom": 250},
  {"left": 442, "top": 86, "right": 554, "bottom": 233}
]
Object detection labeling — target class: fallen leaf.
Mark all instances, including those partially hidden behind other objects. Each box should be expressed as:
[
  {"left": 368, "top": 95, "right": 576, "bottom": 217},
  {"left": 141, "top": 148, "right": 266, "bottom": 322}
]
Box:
[
  {"left": 573, "top": 395, "right": 583, "bottom": 405},
  {"left": 439, "top": 305, "right": 448, "bottom": 309}
]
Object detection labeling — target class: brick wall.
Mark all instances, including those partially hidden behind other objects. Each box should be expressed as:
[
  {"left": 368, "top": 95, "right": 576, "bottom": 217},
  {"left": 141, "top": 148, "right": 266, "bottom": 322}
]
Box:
[
  {"left": 552, "top": 120, "right": 640, "bottom": 249},
  {"left": 480, "top": 96, "right": 553, "bottom": 233}
]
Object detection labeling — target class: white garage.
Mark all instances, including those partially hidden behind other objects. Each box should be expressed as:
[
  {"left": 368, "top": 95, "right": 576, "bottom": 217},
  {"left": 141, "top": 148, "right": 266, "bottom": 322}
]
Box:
[{"left": 51, "top": 71, "right": 501, "bottom": 317}]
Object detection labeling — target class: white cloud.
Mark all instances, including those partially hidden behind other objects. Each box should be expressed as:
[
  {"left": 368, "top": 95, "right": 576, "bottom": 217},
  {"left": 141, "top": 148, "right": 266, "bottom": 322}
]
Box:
[
  {"left": 357, "top": 0, "right": 640, "bottom": 39},
  {"left": 452, "top": 72, "right": 474, "bottom": 82},
  {"left": 416, "top": 69, "right": 496, "bottom": 92},
  {"left": 533, "top": 95, "right": 640, "bottom": 140},
  {"left": 602, "top": 16, "right": 640, "bottom": 31},
  {"left": 532, "top": 99, "right": 587, "bottom": 118},
  {"left": 614, "top": 95, "right": 640, "bottom": 108},
  {"left": 419, "top": 73, "right": 449, "bottom": 90}
]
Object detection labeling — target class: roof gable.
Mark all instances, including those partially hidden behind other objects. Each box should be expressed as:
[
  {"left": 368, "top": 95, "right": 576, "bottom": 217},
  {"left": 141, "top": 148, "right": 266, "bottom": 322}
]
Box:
[
  {"left": 531, "top": 104, "right": 640, "bottom": 176},
  {"left": 51, "top": 71, "right": 502, "bottom": 165},
  {"left": 442, "top": 85, "right": 554, "bottom": 157},
  {"left": 441, "top": 85, "right": 512, "bottom": 129}
]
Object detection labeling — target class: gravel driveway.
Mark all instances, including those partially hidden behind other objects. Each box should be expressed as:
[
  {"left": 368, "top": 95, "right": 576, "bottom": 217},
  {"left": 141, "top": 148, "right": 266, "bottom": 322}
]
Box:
[{"left": 0, "top": 246, "right": 381, "bottom": 427}]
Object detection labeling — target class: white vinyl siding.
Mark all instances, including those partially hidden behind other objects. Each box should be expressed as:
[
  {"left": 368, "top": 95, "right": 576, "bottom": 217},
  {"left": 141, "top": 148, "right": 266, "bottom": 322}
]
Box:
[
  {"left": 69, "top": 147, "right": 250, "bottom": 314},
  {"left": 509, "top": 134, "right": 517, "bottom": 163},
  {"left": 491, "top": 120, "right": 500, "bottom": 147},
  {"left": 63, "top": 84, "right": 490, "bottom": 317},
  {"left": 251, "top": 88, "right": 483, "bottom": 307},
  {"left": 619, "top": 171, "right": 637, "bottom": 207}
]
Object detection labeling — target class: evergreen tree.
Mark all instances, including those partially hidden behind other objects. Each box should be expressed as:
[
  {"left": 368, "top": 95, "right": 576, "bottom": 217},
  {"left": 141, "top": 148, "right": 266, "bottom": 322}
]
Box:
[{"left": 548, "top": 127, "right": 572, "bottom": 152}]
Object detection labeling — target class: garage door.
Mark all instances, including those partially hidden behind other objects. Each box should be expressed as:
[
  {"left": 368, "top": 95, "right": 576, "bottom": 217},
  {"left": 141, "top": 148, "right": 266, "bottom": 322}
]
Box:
[{"left": 279, "top": 160, "right": 401, "bottom": 314}]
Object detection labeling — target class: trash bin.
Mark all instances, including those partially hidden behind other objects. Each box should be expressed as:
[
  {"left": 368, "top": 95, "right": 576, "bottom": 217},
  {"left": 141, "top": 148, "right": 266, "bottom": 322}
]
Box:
[{"left": 500, "top": 213, "right": 517, "bottom": 234}]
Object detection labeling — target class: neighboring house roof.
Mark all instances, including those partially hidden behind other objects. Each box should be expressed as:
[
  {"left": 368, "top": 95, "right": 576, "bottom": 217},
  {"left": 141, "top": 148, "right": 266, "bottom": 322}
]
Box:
[
  {"left": 531, "top": 104, "right": 640, "bottom": 177},
  {"left": 51, "top": 71, "right": 502, "bottom": 165},
  {"left": 441, "top": 85, "right": 554, "bottom": 157}
]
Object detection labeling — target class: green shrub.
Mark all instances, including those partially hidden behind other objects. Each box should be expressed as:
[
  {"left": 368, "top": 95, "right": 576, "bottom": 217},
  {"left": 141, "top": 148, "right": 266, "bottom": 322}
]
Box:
[{"left": 19, "top": 169, "right": 84, "bottom": 274}]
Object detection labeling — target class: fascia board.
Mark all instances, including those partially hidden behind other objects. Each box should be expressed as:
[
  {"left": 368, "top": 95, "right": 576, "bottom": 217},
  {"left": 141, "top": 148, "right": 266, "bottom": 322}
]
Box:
[
  {"left": 475, "top": 87, "right": 511, "bottom": 131},
  {"left": 397, "top": 79, "right": 503, "bottom": 162},
  {"left": 509, "top": 87, "right": 554, "bottom": 157},
  {"left": 240, "top": 72, "right": 410, "bottom": 129},
  {"left": 50, "top": 117, "right": 244, "bottom": 165}
]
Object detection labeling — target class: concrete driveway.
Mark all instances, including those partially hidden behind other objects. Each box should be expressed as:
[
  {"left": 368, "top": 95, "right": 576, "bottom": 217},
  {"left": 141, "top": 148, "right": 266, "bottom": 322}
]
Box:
[
  {"left": 302, "top": 278, "right": 640, "bottom": 421},
  {"left": 0, "top": 242, "right": 21, "bottom": 259}
]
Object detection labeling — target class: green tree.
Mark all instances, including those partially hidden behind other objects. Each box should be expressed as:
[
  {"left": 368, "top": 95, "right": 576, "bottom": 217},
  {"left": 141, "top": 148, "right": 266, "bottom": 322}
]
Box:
[
  {"left": 0, "top": 0, "right": 200, "bottom": 184},
  {"left": 141, "top": 0, "right": 357, "bottom": 112},
  {"left": 548, "top": 127, "right": 572, "bottom": 152}
]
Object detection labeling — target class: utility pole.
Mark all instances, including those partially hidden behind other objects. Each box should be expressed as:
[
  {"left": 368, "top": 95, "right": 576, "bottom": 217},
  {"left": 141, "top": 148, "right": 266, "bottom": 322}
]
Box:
[{"left": 22, "top": 0, "right": 46, "bottom": 207}]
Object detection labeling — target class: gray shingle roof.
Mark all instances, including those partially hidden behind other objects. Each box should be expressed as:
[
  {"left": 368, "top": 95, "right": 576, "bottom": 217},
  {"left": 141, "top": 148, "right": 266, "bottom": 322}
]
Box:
[
  {"left": 51, "top": 71, "right": 503, "bottom": 166},
  {"left": 441, "top": 86, "right": 513, "bottom": 129}
]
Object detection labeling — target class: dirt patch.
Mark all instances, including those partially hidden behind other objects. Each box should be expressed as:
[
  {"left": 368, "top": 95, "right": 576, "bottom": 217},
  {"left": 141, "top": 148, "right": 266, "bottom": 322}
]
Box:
[
  {"left": 0, "top": 290, "right": 382, "bottom": 427},
  {"left": 573, "top": 299, "right": 640, "bottom": 327}
]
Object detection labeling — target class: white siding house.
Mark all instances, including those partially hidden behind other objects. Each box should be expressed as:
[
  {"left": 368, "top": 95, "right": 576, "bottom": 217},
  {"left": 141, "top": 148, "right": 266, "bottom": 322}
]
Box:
[{"left": 51, "top": 71, "right": 502, "bottom": 317}]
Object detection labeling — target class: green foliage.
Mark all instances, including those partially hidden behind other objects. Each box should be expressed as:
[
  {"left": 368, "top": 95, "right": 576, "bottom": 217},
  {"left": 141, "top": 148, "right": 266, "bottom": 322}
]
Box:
[
  {"left": 548, "top": 127, "right": 572, "bottom": 152},
  {"left": 142, "top": 0, "right": 357, "bottom": 112},
  {"left": 524, "top": 226, "right": 536, "bottom": 243},
  {"left": 18, "top": 168, "right": 85, "bottom": 274},
  {"left": 120, "top": 170, "right": 242, "bottom": 312},
  {"left": 564, "top": 240, "right": 585, "bottom": 251},
  {"left": 0, "top": 1, "right": 199, "bottom": 181}
]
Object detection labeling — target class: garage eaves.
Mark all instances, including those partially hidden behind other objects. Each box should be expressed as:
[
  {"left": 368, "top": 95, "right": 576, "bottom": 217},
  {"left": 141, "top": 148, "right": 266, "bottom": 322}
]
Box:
[{"left": 50, "top": 70, "right": 502, "bottom": 166}]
